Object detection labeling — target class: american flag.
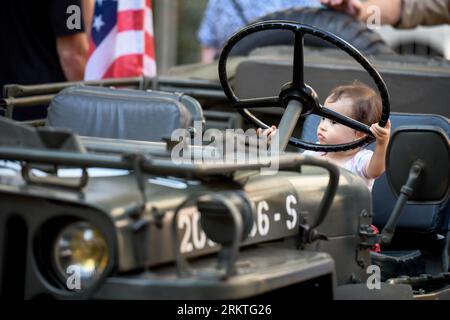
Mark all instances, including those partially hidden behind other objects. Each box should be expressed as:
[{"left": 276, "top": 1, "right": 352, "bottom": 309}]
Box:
[{"left": 85, "top": 0, "right": 157, "bottom": 80}]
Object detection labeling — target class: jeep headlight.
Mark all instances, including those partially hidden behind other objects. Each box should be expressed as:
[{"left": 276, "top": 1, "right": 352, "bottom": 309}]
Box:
[{"left": 53, "top": 221, "right": 109, "bottom": 288}]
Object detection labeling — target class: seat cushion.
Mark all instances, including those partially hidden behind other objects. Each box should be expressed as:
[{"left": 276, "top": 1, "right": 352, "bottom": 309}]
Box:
[{"left": 46, "top": 86, "right": 194, "bottom": 142}]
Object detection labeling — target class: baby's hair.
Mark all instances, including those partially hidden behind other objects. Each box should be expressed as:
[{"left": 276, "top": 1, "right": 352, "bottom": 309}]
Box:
[{"left": 326, "top": 80, "right": 382, "bottom": 126}]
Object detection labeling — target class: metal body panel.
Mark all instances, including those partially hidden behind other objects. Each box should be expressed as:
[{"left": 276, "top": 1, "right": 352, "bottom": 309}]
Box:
[
  {"left": 93, "top": 248, "right": 335, "bottom": 300},
  {"left": 0, "top": 155, "right": 370, "bottom": 297},
  {"left": 0, "top": 193, "right": 118, "bottom": 299}
]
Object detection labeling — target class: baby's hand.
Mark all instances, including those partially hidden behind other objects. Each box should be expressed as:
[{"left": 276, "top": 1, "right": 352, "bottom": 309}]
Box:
[
  {"left": 370, "top": 120, "right": 391, "bottom": 147},
  {"left": 257, "top": 125, "right": 277, "bottom": 137},
  {"left": 257, "top": 126, "right": 277, "bottom": 144}
]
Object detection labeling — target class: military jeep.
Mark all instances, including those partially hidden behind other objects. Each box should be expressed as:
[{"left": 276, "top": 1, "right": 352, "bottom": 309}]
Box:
[{"left": 0, "top": 13, "right": 450, "bottom": 300}]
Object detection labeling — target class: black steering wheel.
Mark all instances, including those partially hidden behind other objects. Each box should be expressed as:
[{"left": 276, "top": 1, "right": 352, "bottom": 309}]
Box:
[{"left": 218, "top": 20, "right": 390, "bottom": 152}]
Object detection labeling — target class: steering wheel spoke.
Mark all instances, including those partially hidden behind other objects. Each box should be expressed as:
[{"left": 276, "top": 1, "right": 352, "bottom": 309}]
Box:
[
  {"left": 234, "top": 97, "right": 282, "bottom": 109},
  {"left": 317, "top": 105, "right": 373, "bottom": 136},
  {"left": 290, "top": 136, "right": 374, "bottom": 152},
  {"left": 292, "top": 31, "right": 305, "bottom": 89}
]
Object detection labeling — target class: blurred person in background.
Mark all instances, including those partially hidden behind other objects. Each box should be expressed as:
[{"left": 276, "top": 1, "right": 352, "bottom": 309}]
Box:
[
  {"left": 321, "top": 0, "right": 450, "bottom": 28},
  {"left": 0, "top": 1, "right": 93, "bottom": 93},
  {"left": 0, "top": 0, "right": 93, "bottom": 119},
  {"left": 197, "top": 0, "right": 321, "bottom": 63}
]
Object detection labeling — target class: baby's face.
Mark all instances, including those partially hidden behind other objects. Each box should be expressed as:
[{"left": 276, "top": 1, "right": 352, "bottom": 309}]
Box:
[{"left": 317, "top": 96, "right": 362, "bottom": 145}]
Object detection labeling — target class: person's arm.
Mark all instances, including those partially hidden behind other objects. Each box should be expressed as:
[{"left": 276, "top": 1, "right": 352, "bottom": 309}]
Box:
[
  {"left": 56, "top": 33, "right": 89, "bottom": 81},
  {"left": 81, "top": 0, "right": 95, "bottom": 38},
  {"left": 321, "top": 0, "right": 403, "bottom": 25},
  {"left": 359, "top": 0, "right": 403, "bottom": 26},
  {"left": 201, "top": 47, "right": 217, "bottom": 63},
  {"left": 198, "top": 0, "right": 221, "bottom": 62},
  {"left": 50, "top": 0, "right": 89, "bottom": 81},
  {"left": 321, "top": 0, "right": 450, "bottom": 28},
  {"left": 396, "top": 0, "right": 450, "bottom": 28},
  {"left": 320, "top": 0, "right": 363, "bottom": 17},
  {"left": 366, "top": 120, "right": 391, "bottom": 179}
]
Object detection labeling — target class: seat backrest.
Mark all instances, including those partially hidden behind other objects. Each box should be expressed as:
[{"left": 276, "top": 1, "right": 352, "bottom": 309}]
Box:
[
  {"left": 46, "top": 86, "right": 204, "bottom": 142},
  {"left": 301, "top": 112, "right": 450, "bottom": 233}
]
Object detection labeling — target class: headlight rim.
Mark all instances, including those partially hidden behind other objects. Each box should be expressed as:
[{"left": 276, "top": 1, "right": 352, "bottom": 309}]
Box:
[{"left": 51, "top": 220, "right": 110, "bottom": 290}]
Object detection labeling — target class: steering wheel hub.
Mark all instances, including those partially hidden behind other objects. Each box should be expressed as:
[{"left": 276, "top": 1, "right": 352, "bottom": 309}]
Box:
[{"left": 279, "top": 82, "right": 319, "bottom": 116}]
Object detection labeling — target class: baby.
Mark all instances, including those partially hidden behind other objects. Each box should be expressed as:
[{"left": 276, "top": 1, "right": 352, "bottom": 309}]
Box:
[
  {"left": 261, "top": 81, "right": 390, "bottom": 252},
  {"left": 259, "top": 81, "right": 391, "bottom": 191}
]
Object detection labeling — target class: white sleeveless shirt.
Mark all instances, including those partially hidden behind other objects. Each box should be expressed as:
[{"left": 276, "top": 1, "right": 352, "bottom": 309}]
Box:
[{"left": 302, "top": 148, "right": 374, "bottom": 191}]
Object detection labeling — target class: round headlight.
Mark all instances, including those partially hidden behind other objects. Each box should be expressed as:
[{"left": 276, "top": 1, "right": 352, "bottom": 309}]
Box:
[{"left": 53, "top": 221, "right": 109, "bottom": 289}]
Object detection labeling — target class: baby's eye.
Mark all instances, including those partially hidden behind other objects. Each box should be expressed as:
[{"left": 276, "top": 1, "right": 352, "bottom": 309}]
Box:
[
  {"left": 331, "top": 120, "right": 337, "bottom": 125},
  {"left": 321, "top": 117, "right": 326, "bottom": 121}
]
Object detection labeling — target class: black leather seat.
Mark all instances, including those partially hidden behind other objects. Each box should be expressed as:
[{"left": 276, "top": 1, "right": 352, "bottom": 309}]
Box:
[
  {"left": 46, "top": 86, "right": 204, "bottom": 142},
  {"left": 303, "top": 112, "right": 450, "bottom": 276}
]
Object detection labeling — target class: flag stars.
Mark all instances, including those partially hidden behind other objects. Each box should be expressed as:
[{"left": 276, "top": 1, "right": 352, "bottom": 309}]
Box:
[{"left": 93, "top": 15, "right": 105, "bottom": 32}]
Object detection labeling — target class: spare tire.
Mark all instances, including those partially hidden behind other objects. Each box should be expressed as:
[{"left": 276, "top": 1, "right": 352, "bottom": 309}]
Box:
[{"left": 230, "top": 7, "right": 395, "bottom": 56}]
